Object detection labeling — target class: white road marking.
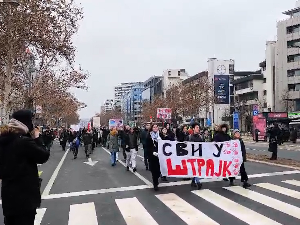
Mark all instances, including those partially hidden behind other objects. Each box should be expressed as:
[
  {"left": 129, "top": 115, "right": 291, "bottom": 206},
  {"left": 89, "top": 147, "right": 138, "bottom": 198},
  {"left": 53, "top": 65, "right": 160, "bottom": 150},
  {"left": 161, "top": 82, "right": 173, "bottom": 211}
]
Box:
[
  {"left": 282, "top": 180, "right": 300, "bottom": 187},
  {"left": 42, "top": 185, "right": 150, "bottom": 200},
  {"left": 156, "top": 193, "right": 219, "bottom": 225},
  {"left": 255, "top": 183, "right": 300, "bottom": 199},
  {"left": 42, "top": 148, "right": 70, "bottom": 196},
  {"left": 224, "top": 186, "right": 300, "bottom": 219},
  {"left": 102, "top": 147, "right": 152, "bottom": 186},
  {"left": 68, "top": 202, "right": 98, "bottom": 225},
  {"left": 116, "top": 197, "right": 159, "bottom": 225},
  {"left": 39, "top": 170, "right": 300, "bottom": 200},
  {"left": 34, "top": 208, "right": 47, "bottom": 225},
  {"left": 192, "top": 189, "right": 281, "bottom": 225}
]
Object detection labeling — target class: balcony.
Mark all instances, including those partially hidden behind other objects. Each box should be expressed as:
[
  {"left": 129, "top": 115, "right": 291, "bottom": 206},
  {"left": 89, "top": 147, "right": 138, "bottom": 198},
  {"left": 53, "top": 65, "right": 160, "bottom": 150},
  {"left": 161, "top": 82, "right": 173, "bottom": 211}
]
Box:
[
  {"left": 287, "top": 91, "right": 300, "bottom": 100},
  {"left": 235, "top": 87, "right": 257, "bottom": 95},
  {"left": 288, "top": 76, "right": 300, "bottom": 84},
  {"left": 287, "top": 61, "right": 300, "bottom": 70}
]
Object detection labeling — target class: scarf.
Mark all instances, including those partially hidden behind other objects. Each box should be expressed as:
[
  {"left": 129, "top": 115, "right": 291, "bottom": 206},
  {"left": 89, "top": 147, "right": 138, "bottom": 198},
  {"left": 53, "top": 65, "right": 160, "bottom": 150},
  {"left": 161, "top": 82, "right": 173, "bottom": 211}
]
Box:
[{"left": 150, "top": 131, "right": 161, "bottom": 142}]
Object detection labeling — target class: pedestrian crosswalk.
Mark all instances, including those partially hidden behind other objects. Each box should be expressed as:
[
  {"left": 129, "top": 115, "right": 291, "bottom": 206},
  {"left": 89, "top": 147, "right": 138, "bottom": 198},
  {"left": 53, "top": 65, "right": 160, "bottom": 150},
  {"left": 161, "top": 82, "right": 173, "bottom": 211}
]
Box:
[{"left": 33, "top": 179, "right": 300, "bottom": 225}]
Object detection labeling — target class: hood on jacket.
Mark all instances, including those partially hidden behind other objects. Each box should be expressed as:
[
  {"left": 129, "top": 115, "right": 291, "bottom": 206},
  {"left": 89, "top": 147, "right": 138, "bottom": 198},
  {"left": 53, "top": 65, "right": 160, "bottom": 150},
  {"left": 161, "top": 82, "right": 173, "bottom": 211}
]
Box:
[
  {"left": 218, "top": 123, "right": 229, "bottom": 133},
  {"left": 0, "top": 119, "right": 29, "bottom": 146}
]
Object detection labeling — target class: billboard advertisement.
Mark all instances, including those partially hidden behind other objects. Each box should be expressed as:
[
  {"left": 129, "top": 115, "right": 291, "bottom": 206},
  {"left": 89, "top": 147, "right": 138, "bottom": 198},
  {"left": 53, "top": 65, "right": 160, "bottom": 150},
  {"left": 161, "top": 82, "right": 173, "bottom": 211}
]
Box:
[
  {"left": 109, "top": 119, "right": 123, "bottom": 129},
  {"left": 214, "top": 75, "right": 229, "bottom": 104}
]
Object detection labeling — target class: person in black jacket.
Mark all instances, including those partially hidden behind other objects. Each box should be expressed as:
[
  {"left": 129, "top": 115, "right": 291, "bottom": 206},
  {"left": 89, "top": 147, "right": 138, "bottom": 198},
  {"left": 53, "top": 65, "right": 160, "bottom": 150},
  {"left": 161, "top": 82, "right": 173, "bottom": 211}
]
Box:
[
  {"left": 0, "top": 110, "right": 50, "bottom": 225},
  {"left": 177, "top": 125, "right": 189, "bottom": 142},
  {"left": 140, "top": 123, "right": 151, "bottom": 170},
  {"left": 267, "top": 124, "right": 281, "bottom": 160},
  {"left": 232, "top": 129, "right": 251, "bottom": 188},
  {"left": 146, "top": 124, "right": 161, "bottom": 191},
  {"left": 189, "top": 123, "right": 203, "bottom": 189},
  {"left": 213, "top": 124, "right": 233, "bottom": 184},
  {"left": 125, "top": 127, "right": 138, "bottom": 172}
]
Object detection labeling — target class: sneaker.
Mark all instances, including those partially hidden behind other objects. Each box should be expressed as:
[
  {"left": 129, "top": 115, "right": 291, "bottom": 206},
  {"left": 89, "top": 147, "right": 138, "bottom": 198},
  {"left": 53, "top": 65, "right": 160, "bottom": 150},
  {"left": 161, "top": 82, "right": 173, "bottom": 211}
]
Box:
[
  {"left": 154, "top": 186, "right": 159, "bottom": 191},
  {"left": 133, "top": 168, "right": 137, "bottom": 172}
]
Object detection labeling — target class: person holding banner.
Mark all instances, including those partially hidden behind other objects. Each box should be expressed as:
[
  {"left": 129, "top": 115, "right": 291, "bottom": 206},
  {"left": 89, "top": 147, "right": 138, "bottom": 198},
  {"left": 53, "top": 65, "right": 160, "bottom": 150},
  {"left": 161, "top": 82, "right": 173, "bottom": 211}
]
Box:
[
  {"left": 188, "top": 123, "right": 203, "bottom": 190},
  {"left": 146, "top": 124, "right": 161, "bottom": 191},
  {"left": 232, "top": 130, "right": 251, "bottom": 188}
]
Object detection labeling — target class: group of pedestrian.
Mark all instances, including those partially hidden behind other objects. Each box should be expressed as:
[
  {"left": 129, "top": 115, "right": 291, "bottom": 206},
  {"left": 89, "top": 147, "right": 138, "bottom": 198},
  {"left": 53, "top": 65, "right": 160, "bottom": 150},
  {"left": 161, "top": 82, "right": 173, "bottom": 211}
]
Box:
[{"left": 139, "top": 122, "right": 251, "bottom": 191}]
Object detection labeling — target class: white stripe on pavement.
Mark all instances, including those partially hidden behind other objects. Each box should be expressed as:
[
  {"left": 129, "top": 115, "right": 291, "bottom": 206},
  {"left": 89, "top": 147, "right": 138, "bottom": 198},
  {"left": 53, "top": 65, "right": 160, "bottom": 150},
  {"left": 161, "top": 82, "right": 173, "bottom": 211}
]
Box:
[
  {"left": 42, "top": 148, "right": 70, "bottom": 196},
  {"left": 68, "top": 202, "right": 98, "bottom": 225},
  {"left": 156, "top": 193, "right": 219, "bottom": 225},
  {"left": 224, "top": 186, "right": 300, "bottom": 219},
  {"left": 116, "top": 197, "right": 159, "bottom": 225},
  {"left": 34, "top": 208, "right": 47, "bottom": 225},
  {"left": 192, "top": 189, "right": 281, "bottom": 225},
  {"left": 255, "top": 183, "right": 300, "bottom": 199},
  {"left": 282, "top": 180, "right": 300, "bottom": 187},
  {"left": 102, "top": 147, "right": 152, "bottom": 186}
]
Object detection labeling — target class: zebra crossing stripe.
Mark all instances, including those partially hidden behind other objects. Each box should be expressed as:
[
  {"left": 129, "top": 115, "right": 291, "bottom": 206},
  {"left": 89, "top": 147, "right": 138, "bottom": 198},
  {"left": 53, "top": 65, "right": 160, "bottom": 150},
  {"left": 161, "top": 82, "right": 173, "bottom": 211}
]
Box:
[
  {"left": 192, "top": 189, "right": 281, "bottom": 225},
  {"left": 115, "top": 197, "right": 159, "bottom": 225},
  {"left": 224, "top": 186, "right": 300, "bottom": 219},
  {"left": 34, "top": 208, "right": 46, "bottom": 225},
  {"left": 282, "top": 180, "right": 300, "bottom": 187},
  {"left": 255, "top": 183, "right": 300, "bottom": 199},
  {"left": 156, "top": 193, "right": 219, "bottom": 225},
  {"left": 68, "top": 202, "right": 98, "bottom": 225}
]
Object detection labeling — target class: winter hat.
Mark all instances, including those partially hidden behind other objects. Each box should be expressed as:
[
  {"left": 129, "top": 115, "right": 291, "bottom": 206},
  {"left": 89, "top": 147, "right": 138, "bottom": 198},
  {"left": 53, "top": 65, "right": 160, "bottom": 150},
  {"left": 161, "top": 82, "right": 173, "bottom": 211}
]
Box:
[
  {"left": 233, "top": 129, "right": 240, "bottom": 135},
  {"left": 12, "top": 109, "right": 34, "bottom": 132}
]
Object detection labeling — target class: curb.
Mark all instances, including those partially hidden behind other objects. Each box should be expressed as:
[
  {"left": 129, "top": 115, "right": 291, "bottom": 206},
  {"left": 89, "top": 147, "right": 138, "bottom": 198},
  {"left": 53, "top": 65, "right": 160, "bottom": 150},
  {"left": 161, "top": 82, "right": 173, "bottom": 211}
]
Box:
[{"left": 247, "top": 158, "right": 300, "bottom": 170}]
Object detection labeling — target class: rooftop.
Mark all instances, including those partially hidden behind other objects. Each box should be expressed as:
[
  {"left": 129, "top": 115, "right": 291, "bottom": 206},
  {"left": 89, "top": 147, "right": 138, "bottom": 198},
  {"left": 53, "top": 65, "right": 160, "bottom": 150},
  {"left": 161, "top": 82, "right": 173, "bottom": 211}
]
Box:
[{"left": 232, "top": 74, "right": 264, "bottom": 85}]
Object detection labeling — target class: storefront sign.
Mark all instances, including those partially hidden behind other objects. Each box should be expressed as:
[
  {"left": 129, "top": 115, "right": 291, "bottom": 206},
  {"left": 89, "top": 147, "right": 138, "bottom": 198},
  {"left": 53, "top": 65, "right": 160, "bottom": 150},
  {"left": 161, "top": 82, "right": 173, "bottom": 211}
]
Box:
[
  {"left": 288, "top": 112, "right": 300, "bottom": 119},
  {"left": 268, "top": 112, "right": 287, "bottom": 118},
  {"left": 158, "top": 140, "right": 242, "bottom": 178}
]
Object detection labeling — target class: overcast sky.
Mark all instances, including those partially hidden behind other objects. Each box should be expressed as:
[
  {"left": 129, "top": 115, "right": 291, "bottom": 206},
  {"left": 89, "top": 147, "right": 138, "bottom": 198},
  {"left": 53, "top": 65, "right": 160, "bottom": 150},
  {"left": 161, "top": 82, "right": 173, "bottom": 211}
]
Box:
[{"left": 73, "top": 0, "right": 296, "bottom": 119}]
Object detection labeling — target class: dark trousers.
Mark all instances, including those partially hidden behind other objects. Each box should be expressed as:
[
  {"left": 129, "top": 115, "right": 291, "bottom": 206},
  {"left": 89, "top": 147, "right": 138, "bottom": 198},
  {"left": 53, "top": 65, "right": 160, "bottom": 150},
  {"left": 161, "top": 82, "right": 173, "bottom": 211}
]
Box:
[
  {"left": 240, "top": 162, "right": 248, "bottom": 182},
  {"left": 228, "top": 162, "right": 248, "bottom": 183},
  {"left": 269, "top": 142, "right": 278, "bottom": 160},
  {"left": 121, "top": 145, "right": 127, "bottom": 160},
  {"left": 4, "top": 211, "right": 36, "bottom": 225},
  {"left": 143, "top": 144, "right": 149, "bottom": 168},
  {"left": 149, "top": 156, "right": 160, "bottom": 187},
  {"left": 61, "top": 141, "right": 67, "bottom": 151}
]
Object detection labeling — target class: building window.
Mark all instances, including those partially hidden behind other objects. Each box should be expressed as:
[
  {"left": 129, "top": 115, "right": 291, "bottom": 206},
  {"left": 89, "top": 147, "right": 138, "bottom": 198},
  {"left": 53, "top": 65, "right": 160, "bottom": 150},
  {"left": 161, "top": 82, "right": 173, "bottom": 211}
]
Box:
[
  {"left": 288, "top": 69, "right": 300, "bottom": 77},
  {"left": 288, "top": 84, "right": 295, "bottom": 91},
  {"left": 287, "top": 24, "right": 300, "bottom": 34},
  {"left": 287, "top": 39, "right": 300, "bottom": 48},
  {"left": 296, "top": 84, "right": 300, "bottom": 91},
  {"left": 263, "top": 90, "right": 267, "bottom": 95},
  {"left": 168, "top": 71, "right": 171, "bottom": 76},
  {"left": 263, "top": 78, "right": 266, "bottom": 83},
  {"left": 288, "top": 54, "right": 300, "bottom": 63},
  {"left": 178, "top": 71, "right": 181, "bottom": 76}
]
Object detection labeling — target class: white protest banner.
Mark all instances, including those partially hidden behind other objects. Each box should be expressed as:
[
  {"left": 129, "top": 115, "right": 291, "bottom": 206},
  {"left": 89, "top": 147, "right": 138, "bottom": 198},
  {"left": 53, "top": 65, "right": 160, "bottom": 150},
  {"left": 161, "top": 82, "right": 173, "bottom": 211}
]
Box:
[{"left": 158, "top": 140, "right": 243, "bottom": 178}]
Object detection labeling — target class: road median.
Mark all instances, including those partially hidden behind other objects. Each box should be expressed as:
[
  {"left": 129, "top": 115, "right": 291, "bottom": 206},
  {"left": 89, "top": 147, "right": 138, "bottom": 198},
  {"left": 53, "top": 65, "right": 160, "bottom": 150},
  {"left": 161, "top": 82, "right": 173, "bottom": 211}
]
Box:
[{"left": 247, "top": 153, "right": 300, "bottom": 170}]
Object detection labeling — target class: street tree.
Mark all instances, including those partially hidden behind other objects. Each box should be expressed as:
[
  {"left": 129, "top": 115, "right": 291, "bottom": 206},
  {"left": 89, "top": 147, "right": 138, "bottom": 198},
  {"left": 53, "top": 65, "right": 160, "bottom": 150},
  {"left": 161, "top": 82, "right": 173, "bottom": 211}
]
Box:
[{"left": 0, "top": 0, "right": 85, "bottom": 119}]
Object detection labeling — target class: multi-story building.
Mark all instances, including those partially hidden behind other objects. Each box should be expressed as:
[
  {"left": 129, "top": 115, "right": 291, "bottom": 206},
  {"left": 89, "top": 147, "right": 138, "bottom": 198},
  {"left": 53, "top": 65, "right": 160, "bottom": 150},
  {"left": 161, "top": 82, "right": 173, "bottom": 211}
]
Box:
[
  {"left": 103, "top": 99, "right": 114, "bottom": 111},
  {"left": 114, "top": 82, "right": 143, "bottom": 111},
  {"left": 121, "top": 83, "right": 144, "bottom": 122},
  {"left": 276, "top": 0, "right": 300, "bottom": 111},
  {"left": 162, "top": 69, "right": 189, "bottom": 97},
  {"left": 141, "top": 76, "right": 163, "bottom": 102}
]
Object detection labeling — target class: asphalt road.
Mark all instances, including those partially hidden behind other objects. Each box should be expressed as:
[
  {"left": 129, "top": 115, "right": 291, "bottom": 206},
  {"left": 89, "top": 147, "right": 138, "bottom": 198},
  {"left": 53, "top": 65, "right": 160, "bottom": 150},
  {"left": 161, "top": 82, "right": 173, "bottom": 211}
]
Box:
[
  {"left": 245, "top": 142, "right": 300, "bottom": 161},
  {"left": 1, "top": 143, "right": 300, "bottom": 224}
]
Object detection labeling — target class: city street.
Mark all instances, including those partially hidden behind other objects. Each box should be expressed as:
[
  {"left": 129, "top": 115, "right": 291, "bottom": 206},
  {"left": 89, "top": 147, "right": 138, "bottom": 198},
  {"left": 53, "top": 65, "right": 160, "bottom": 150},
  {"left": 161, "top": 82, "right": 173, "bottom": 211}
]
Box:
[
  {"left": 244, "top": 141, "right": 300, "bottom": 161},
  {"left": 1, "top": 143, "right": 300, "bottom": 224}
]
